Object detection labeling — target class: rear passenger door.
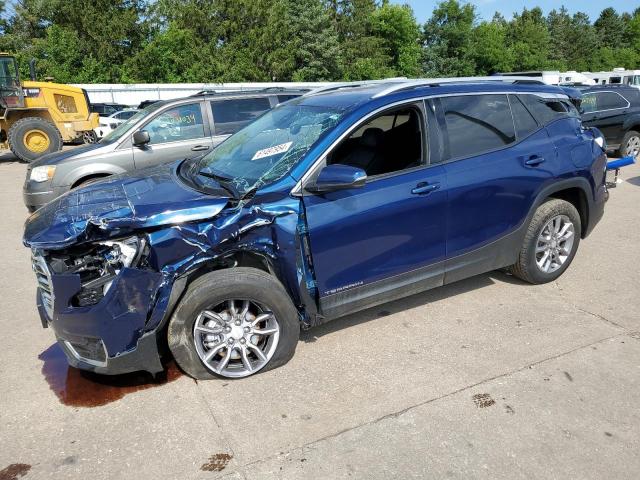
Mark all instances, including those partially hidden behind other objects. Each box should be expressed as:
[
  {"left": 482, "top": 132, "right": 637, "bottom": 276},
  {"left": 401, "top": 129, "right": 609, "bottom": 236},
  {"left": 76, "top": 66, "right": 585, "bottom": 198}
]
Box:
[
  {"left": 435, "top": 93, "right": 555, "bottom": 282},
  {"left": 210, "top": 96, "right": 274, "bottom": 146},
  {"left": 133, "top": 101, "right": 213, "bottom": 169}
]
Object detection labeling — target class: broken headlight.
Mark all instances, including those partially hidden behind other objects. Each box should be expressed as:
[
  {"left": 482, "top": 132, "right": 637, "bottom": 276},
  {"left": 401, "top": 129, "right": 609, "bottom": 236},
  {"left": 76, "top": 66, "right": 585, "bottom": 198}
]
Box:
[{"left": 66, "top": 236, "right": 146, "bottom": 306}]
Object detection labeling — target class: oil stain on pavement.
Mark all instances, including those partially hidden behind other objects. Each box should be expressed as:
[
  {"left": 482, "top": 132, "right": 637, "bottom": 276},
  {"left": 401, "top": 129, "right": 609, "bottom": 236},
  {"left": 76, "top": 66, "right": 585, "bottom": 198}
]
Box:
[
  {"left": 472, "top": 393, "right": 496, "bottom": 408},
  {"left": 200, "top": 453, "right": 233, "bottom": 472},
  {"left": 38, "top": 344, "right": 182, "bottom": 407},
  {"left": 0, "top": 464, "right": 31, "bottom": 480}
]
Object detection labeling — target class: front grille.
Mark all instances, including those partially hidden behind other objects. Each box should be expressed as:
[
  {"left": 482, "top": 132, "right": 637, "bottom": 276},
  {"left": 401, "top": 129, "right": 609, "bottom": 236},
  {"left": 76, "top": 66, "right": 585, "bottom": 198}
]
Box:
[{"left": 31, "top": 253, "right": 54, "bottom": 318}]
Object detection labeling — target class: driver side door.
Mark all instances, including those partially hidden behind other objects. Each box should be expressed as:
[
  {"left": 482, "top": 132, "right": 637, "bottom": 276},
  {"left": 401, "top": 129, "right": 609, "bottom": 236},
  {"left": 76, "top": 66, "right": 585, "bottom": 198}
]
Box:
[
  {"left": 301, "top": 102, "right": 448, "bottom": 320},
  {"left": 133, "top": 101, "right": 213, "bottom": 169}
]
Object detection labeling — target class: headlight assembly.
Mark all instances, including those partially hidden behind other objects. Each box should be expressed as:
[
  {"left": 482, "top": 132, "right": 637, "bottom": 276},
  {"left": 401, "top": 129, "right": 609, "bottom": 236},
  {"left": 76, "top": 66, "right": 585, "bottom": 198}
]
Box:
[
  {"left": 99, "top": 236, "right": 144, "bottom": 270},
  {"left": 30, "top": 165, "right": 56, "bottom": 183}
]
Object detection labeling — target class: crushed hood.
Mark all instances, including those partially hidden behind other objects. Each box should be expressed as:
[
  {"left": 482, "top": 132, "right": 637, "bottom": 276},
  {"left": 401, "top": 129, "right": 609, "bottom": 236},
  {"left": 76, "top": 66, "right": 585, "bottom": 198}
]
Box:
[{"left": 24, "top": 162, "right": 230, "bottom": 249}]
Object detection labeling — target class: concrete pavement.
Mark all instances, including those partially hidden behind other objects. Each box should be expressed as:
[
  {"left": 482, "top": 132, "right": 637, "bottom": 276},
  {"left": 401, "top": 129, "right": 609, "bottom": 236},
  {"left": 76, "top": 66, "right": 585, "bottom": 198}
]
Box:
[{"left": 0, "top": 150, "right": 638, "bottom": 479}]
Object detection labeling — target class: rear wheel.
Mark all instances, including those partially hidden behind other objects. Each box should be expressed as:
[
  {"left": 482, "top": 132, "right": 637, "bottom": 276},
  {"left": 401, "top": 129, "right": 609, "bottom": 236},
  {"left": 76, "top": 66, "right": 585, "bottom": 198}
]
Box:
[
  {"left": 509, "top": 199, "right": 581, "bottom": 284},
  {"left": 8, "top": 117, "right": 63, "bottom": 162},
  {"left": 167, "top": 268, "right": 300, "bottom": 380},
  {"left": 619, "top": 130, "right": 640, "bottom": 158},
  {"left": 82, "top": 130, "right": 97, "bottom": 144}
]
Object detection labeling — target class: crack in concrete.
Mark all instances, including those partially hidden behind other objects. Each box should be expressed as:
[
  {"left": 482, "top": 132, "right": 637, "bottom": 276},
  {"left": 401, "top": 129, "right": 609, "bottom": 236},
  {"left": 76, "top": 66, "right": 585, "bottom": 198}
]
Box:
[
  {"left": 190, "top": 381, "right": 239, "bottom": 472},
  {"left": 553, "top": 279, "right": 625, "bottom": 331},
  {"left": 233, "top": 332, "right": 627, "bottom": 474}
]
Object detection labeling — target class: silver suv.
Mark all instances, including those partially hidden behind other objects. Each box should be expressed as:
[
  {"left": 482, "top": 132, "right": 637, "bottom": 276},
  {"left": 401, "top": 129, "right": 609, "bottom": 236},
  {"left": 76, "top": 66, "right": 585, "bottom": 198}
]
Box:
[{"left": 23, "top": 89, "right": 306, "bottom": 211}]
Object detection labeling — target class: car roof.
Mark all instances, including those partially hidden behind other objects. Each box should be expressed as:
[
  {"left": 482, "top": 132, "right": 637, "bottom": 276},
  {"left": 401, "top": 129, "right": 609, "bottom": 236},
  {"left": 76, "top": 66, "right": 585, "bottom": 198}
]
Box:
[
  {"left": 581, "top": 84, "right": 638, "bottom": 92},
  {"left": 142, "top": 88, "right": 309, "bottom": 110},
  {"left": 295, "top": 79, "right": 567, "bottom": 111}
]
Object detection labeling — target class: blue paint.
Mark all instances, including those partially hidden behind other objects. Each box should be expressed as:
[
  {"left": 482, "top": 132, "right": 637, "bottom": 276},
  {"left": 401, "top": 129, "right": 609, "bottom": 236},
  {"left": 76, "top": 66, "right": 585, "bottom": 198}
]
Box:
[{"left": 607, "top": 156, "right": 635, "bottom": 170}]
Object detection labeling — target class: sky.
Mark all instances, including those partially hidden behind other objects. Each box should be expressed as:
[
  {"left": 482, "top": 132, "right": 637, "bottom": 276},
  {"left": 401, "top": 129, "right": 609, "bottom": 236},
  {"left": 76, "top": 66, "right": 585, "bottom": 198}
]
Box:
[{"left": 392, "top": 0, "right": 638, "bottom": 23}]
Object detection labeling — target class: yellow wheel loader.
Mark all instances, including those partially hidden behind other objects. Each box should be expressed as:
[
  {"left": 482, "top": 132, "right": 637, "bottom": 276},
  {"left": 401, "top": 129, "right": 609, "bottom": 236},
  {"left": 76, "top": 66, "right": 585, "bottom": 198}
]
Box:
[{"left": 0, "top": 53, "right": 99, "bottom": 162}]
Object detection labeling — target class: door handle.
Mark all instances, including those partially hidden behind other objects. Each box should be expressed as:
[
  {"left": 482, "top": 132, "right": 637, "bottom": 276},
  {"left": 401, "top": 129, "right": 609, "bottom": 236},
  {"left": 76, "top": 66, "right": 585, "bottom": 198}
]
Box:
[
  {"left": 412, "top": 182, "right": 440, "bottom": 195},
  {"left": 191, "top": 145, "right": 210, "bottom": 152},
  {"left": 524, "top": 156, "right": 545, "bottom": 167}
]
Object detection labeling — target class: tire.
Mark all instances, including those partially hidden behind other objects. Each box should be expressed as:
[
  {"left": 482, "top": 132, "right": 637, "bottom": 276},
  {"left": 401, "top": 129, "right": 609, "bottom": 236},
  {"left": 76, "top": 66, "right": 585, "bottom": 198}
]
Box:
[
  {"left": 82, "top": 130, "right": 98, "bottom": 144},
  {"left": 73, "top": 175, "right": 109, "bottom": 189},
  {"left": 509, "top": 199, "right": 581, "bottom": 284},
  {"left": 167, "top": 267, "right": 300, "bottom": 380},
  {"left": 618, "top": 130, "right": 640, "bottom": 158},
  {"left": 7, "top": 117, "right": 63, "bottom": 163}
]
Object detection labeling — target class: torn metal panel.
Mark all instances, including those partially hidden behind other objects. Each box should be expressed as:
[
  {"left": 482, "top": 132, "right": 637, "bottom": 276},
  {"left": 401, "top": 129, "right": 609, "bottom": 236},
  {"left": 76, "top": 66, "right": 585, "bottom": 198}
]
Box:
[{"left": 23, "top": 161, "right": 230, "bottom": 250}]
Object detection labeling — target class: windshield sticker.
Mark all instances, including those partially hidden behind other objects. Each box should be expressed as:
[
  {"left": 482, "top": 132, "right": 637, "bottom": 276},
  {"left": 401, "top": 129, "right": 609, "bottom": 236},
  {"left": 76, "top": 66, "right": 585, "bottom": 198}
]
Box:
[{"left": 251, "top": 142, "right": 293, "bottom": 161}]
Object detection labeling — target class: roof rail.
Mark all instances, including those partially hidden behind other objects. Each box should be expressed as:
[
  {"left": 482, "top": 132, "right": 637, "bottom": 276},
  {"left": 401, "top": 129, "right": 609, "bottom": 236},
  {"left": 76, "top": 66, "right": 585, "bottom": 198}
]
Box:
[
  {"left": 371, "top": 76, "right": 545, "bottom": 98},
  {"left": 303, "top": 78, "right": 408, "bottom": 97},
  {"left": 191, "top": 87, "right": 309, "bottom": 97}
]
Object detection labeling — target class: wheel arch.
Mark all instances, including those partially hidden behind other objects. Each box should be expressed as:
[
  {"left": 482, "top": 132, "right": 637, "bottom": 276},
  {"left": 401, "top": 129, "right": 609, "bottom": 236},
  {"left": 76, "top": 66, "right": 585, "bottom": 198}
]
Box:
[
  {"left": 71, "top": 172, "right": 113, "bottom": 189},
  {"left": 534, "top": 179, "right": 592, "bottom": 239},
  {"left": 621, "top": 117, "right": 640, "bottom": 134},
  {"left": 60, "top": 163, "right": 127, "bottom": 188}
]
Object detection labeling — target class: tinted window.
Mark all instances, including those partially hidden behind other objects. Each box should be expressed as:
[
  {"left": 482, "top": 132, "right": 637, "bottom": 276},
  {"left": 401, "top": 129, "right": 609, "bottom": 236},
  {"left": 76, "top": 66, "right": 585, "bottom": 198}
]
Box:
[
  {"left": 441, "top": 95, "right": 515, "bottom": 159},
  {"left": 518, "top": 94, "right": 571, "bottom": 125},
  {"left": 597, "top": 92, "right": 628, "bottom": 110},
  {"left": 144, "top": 103, "right": 205, "bottom": 145},
  {"left": 116, "top": 110, "right": 137, "bottom": 120},
  {"left": 277, "top": 94, "right": 301, "bottom": 104},
  {"left": 211, "top": 97, "right": 272, "bottom": 135},
  {"left": 509, "top": 95, "right": 538, "bottom": 139}
]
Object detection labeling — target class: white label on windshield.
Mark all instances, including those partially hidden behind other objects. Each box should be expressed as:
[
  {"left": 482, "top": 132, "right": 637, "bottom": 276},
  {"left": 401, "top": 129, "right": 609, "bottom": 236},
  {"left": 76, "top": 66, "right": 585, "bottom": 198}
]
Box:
[{"left": 251, "top": 141, "right": 293, "bottom": 160}]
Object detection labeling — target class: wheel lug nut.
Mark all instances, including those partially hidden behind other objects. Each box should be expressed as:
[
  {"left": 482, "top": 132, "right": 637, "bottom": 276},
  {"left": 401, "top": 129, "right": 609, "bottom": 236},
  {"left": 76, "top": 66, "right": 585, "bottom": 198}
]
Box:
[
  {"left": 227, "top": 338, "right": 234, "bottom": 345},
  {"left": 240, "top": 338, "right": 246, "bottom": 344},
  {"left": 244, "top": 327, "right": 250, "bottom": 333},
  {"left": 235, "top": 320, "right": 241, "bottom": 326}
]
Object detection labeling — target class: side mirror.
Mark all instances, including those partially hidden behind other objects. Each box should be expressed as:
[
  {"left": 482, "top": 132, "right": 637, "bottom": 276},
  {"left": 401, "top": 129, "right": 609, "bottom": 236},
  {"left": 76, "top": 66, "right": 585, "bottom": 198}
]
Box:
[
  {"left": 132, "top": 130, "right": 150, "bottom": 147},
  {"left": 306, "top": 164, "right": 367, "bottom": 194}
]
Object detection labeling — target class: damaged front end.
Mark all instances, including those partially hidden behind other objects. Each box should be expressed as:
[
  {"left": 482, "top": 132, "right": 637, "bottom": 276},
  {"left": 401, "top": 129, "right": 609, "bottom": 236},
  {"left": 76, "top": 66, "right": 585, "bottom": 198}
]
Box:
[{"left": 24, "top": 162, "right": 318, "bottom": 375}]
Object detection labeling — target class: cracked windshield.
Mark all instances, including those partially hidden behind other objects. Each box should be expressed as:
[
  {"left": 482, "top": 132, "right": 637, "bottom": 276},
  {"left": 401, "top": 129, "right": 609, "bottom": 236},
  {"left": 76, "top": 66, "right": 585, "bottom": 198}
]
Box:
[{"left": 196, "top": 104, "right": 344, "bottom": 194}]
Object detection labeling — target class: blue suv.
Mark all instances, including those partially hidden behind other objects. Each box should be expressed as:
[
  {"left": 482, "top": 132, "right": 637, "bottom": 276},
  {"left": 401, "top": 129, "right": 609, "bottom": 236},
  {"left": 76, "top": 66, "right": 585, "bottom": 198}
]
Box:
[{"left": 23, "top": 80, "right": 608, "bottom": 379}]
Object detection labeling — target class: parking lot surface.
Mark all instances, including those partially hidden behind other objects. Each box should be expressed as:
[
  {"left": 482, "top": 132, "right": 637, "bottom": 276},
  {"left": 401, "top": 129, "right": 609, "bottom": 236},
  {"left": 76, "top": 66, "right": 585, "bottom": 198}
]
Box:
[{"left": 1, "top": 149, "right": 639, "bottom": 479}]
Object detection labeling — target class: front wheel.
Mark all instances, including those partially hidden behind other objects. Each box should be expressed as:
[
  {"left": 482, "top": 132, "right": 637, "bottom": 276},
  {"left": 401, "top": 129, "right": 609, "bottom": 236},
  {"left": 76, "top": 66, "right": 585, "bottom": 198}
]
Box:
[
  {"left": 7, "top": 117, "right": 63, "bottom": 162},
  {"left": 167, "top": 268, "right": 300, "bottom": 380},
  {"left": 509, "top": 199, "right": 581, "bottom": 284}
]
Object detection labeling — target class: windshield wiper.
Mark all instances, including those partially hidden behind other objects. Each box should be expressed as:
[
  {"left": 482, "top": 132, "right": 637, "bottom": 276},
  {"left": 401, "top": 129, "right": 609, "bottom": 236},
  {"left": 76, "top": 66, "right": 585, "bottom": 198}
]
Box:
[{"left": 197, "top": 169, "right": 239, "bottom": 198}]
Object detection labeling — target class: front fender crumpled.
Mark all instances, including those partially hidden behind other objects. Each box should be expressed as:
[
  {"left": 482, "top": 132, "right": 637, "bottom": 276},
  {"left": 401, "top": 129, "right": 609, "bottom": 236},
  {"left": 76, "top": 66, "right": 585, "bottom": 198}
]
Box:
[{"left": 144, "top": 197, "right": 319, "bottom": 332}]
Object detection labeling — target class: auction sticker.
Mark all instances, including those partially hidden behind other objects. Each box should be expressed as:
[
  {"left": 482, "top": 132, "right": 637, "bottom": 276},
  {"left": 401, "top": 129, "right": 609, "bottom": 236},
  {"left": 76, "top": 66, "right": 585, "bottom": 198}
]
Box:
[{"left": 252, "top": 142, "right": 293, "bottom": 160}]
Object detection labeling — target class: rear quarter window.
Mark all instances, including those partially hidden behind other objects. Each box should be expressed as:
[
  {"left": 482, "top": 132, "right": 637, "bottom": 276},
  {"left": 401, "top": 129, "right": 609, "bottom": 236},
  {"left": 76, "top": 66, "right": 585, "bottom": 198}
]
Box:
[
  {"left": 518, "top": 94, "right": 574, "bottom": 126},
  {"left": 509, "top": 95, "right": 539, "bottom": 140},
  {"left": 440, "top": 94, "right": 515, "bottom": 159}
]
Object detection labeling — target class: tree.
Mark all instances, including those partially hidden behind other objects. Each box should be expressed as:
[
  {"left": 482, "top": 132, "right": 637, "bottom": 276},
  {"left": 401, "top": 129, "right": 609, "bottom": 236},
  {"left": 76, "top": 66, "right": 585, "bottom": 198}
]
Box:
[
  {"left": 1, "top": 0, "right": 147, "bottom": 82},
  {"left": 506, "top": 7, "right": 551, "bottom": 71},
  {"left": 422, "top": 0, "right": 476, "bottom": 77},
  {"left": 594, "top": 8, "right": 627, "bottom": 49},
  {"left": 330, "top": 0, "right": 394, "bottom": 80},
  {"left": 470, "top": 20, "right": 514, "bottom": 74},
  {"left": 288, "top": 0, "right": 342, "bottom": 81},
  {"left": 371, "top": 2, "right": 422, "bottom": 77},
  {"left": 548, "top": 8, "right": 598, "bottom": 71}
]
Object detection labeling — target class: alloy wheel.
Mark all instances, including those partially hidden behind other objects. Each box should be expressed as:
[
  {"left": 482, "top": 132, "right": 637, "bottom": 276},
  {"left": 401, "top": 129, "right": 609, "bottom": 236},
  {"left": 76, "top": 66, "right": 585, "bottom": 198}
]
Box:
[
  {"left": 625, "top": 135, "right": 640, "bottom": 157},
  {"left": 535, "top": 214, "right": 575, "bottom": 274},
  {"left": 193, "top": 299, "right": 280, "bottom": 378}
]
